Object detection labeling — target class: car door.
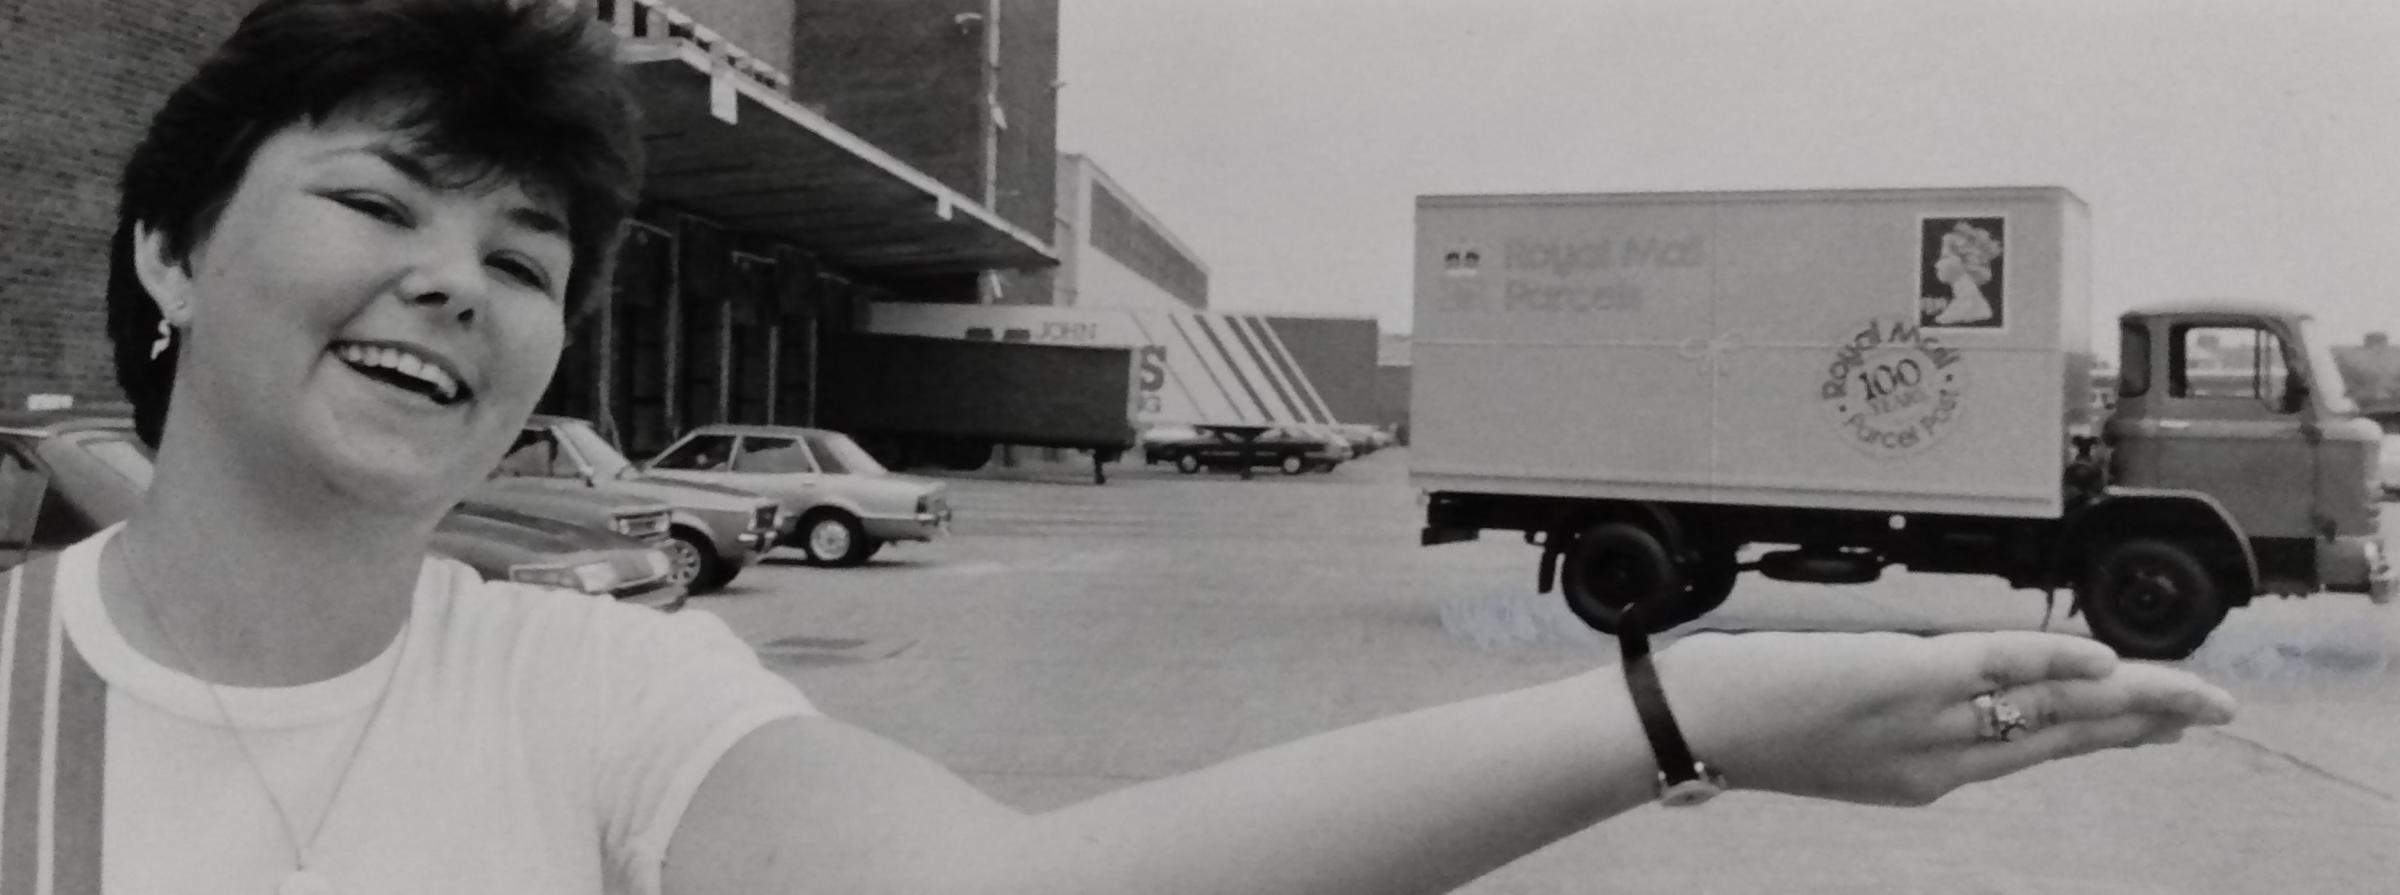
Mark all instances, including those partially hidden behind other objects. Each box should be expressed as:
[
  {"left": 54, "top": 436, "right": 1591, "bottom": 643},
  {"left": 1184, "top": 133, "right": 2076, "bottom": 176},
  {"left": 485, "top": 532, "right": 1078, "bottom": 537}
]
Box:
[
  {"left": 0, "top": 439, "right": 53, "bottom": 570},
  {"left": 730, "top": 433, "right": 825, "bottom": 505}
]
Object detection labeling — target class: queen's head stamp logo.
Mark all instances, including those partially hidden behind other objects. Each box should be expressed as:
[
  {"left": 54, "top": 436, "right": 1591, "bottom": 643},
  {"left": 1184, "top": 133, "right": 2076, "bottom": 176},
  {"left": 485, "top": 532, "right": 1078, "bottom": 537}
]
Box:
[
  {"left": 1919, "top": 216, "right": 2005, "bottom": 330},
  {"left": 1818, "top": 316, "right": 1969, "bottom": 457}
]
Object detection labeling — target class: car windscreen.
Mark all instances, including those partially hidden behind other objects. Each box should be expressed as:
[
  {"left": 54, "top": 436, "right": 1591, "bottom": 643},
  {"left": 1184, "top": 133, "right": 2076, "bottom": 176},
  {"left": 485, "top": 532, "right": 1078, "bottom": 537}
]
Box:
[{"left": 557, "top": 420, "right": 634, "bottom": 479}]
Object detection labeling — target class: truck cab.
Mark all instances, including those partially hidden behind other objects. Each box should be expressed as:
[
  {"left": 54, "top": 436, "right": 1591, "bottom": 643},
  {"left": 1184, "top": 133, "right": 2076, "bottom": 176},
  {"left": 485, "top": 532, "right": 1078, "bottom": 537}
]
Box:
[{"left": 2103, "top": 302, "right": 2389, "bottom": 599}]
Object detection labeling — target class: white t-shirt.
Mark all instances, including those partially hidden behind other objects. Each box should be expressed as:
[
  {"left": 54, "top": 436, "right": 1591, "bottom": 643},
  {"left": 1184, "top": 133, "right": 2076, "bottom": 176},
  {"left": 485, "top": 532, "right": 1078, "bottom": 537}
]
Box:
[{"left": 47, "top": 527, "right": 817, "bottom": 894}]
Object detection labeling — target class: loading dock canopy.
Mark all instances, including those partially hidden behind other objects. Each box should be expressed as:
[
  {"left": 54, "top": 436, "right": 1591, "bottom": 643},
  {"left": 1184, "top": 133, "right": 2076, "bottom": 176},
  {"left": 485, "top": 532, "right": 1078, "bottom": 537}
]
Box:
[{"left": 622, "top": 39, "right": 1057, "bottom": 276}]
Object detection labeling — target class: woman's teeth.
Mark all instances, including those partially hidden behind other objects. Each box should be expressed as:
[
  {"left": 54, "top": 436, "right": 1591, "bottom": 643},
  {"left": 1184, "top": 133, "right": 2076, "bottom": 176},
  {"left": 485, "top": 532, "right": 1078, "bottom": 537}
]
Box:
[{"left": 334, "top": 343, "right": 463, "bottom": 404}]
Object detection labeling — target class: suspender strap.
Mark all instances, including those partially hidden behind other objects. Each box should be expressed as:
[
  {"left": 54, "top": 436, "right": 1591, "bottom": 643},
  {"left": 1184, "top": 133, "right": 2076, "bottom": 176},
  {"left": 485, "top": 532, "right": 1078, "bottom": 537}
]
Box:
[{"left": 2, "top": 558, "right": 108, "bottom": 895}]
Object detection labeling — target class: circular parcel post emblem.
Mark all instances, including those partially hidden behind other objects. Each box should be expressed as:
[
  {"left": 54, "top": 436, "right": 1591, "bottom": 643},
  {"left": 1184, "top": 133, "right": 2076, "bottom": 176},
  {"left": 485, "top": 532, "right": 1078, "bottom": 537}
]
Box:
[{"left": 1817, "top": 316, "right": 1969, "bottom": 458}]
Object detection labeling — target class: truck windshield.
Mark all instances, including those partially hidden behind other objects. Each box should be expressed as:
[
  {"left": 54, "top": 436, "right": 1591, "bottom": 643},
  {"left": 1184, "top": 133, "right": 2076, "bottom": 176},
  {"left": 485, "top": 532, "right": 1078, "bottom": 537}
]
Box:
[
  {"left": 2297, "top": 318, "right": 2361, "bottom": 415},
  {"left": 558, "top": 421, "right": 636, "bottom": 480}
]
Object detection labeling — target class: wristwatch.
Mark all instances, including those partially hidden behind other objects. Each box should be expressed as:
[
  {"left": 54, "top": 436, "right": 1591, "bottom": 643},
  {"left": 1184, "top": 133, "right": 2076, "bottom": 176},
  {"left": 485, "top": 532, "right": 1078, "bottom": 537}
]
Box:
[{"left": 1617, "top": 606, "right": 1726, "bottom": 807}]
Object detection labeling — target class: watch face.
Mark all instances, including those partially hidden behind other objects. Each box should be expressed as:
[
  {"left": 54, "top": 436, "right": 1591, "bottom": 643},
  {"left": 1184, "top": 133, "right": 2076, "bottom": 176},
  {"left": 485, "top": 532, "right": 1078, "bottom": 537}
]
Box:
[{"left": 1658, "top": 779, "right": 1723, "bottom": 808}]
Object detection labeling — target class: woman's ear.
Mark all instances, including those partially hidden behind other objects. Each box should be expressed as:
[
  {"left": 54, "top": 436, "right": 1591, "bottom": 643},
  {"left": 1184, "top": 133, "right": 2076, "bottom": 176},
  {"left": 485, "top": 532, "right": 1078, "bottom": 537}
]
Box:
[{"left": 131, "top": 222, "right": 195, "bottom": 326}]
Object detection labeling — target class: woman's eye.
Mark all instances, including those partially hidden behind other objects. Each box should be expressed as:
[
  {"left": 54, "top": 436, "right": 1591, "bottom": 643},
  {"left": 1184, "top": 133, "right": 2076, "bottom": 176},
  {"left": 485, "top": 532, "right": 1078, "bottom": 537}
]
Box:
[
  {"left": 333, "top": 193, "right": 409, "bottom": 226},
  {"left": 491, "top": 256, "right": 552, "bottom": 293}
]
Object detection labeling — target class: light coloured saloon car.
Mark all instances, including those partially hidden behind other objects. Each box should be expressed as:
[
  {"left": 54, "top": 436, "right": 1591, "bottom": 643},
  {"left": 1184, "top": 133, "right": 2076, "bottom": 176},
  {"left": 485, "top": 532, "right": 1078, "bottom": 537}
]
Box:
[
  {"left": 641, "top": 424, "right": 952, "bottom": 566},
  {"left": 487, "top": 415, "right": 785, "bottom": 593}
]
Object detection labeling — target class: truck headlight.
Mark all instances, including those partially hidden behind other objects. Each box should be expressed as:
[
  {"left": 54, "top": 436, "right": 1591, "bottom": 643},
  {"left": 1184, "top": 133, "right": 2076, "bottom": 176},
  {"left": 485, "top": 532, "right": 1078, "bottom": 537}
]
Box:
[{"left": 511, "top": 560, "right": 621, "bottom": 594}]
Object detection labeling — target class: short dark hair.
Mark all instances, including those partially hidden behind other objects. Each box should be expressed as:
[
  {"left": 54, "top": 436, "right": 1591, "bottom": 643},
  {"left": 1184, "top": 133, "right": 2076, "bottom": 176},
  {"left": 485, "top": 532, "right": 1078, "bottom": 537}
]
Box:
[{"left": 106, "top": 0, "right": 644, "bottom": 447}]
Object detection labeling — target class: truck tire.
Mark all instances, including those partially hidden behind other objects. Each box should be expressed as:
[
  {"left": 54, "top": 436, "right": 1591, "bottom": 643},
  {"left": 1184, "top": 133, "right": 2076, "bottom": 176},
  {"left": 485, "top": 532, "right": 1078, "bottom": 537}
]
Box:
[
  {"left": 1559, "top": 522, "right": 1687, "bottom": 634},
  {"left": 1175, "top": 453, "right": 1201, "bottom": 474},
  {"left": 2079, "top": 538, "right": 2229, "bottom": 660}
]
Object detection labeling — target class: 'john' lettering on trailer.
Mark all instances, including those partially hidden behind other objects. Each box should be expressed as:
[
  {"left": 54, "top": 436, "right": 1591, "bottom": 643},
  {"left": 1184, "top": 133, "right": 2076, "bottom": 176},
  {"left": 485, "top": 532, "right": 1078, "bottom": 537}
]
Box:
[{"left": 1038, "top": 321, "right": 1102, "bottom": 343}]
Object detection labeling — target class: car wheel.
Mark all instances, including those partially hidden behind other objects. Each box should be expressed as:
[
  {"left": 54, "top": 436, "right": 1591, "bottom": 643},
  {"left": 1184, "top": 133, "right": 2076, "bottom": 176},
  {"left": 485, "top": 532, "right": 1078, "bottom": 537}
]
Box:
[
  {"left": 664, "top": 527, "right": 725, "bottom": 594},
  {"left": 1279, "top": 454, "right": 1306, "bottom": 476},
  {"left": 2079, "top": 538, "right": 2229, "bottom": 660},
  {"left": 1175, "top": 453, "right": 1201, "bottom": 475},
  {"left": 801, "top": 511, "right": 872, "bottom": 567},
  {"left": 1558, "top": 522, "right": 1685, "bottom": 634}
]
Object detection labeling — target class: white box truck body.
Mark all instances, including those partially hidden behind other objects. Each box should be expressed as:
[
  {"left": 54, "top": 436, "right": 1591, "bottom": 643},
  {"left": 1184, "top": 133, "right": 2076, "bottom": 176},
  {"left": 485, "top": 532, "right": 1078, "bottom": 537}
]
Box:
[
  {"left": 1411, "top": 187, "right": 2389, "bottom": 660},
  {"left": 1411, "top": 187, "right": 2093, "bottom": 519}
]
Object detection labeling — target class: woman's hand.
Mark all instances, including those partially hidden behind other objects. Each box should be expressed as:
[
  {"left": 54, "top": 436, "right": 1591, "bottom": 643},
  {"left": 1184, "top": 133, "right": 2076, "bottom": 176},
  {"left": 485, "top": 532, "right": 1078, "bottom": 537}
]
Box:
[{"left": 1655, "top": 630, "right": 2235, "bottom": 806}]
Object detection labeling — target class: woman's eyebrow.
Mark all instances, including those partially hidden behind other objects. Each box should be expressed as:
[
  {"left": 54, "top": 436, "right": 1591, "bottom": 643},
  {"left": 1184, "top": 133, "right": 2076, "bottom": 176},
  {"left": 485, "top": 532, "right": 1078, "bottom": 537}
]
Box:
[
  {"left": 505, "top": 206, "right": 567, "bottom": 237},
  {"left": 347, "top": 143, "right": 566, "bottom": 237}
]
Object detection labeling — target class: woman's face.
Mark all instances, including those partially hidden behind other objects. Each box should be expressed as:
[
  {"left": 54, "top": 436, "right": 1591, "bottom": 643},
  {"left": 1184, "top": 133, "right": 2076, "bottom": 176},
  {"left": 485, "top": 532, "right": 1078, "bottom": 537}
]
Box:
[
  {"left": 1933, "top": 252, "right": 1965, "bottom": 284},
  {"left": 150, "top": 114, "right": 573, "bottom": 513}
]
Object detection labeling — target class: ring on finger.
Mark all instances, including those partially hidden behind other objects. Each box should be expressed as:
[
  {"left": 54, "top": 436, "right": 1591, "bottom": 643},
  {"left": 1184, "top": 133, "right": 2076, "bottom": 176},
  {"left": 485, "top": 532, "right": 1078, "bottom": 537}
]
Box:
[{"left": 1972, "top": 690, "right": 2032, "bottom": 743}]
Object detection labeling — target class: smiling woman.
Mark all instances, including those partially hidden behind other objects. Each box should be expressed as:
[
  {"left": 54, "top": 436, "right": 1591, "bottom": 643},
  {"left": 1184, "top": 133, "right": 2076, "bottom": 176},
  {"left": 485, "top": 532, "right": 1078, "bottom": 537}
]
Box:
[{"left": 0, "top": 1, "right": 2243, "bottom": 894}]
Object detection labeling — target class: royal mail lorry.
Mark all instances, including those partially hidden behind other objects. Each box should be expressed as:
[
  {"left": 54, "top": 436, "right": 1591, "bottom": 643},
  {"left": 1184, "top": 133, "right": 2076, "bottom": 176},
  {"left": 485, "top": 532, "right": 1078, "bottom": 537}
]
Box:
[{"left": 1411, "top": 187, "right": 2392, "bottom": 658}]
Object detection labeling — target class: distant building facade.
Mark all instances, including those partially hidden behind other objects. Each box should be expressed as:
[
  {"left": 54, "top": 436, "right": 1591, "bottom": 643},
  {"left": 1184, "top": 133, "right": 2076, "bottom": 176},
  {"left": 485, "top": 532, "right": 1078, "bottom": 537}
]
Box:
[{"left": 1051, "top": 153, "right": 1209, "bottom": 311}]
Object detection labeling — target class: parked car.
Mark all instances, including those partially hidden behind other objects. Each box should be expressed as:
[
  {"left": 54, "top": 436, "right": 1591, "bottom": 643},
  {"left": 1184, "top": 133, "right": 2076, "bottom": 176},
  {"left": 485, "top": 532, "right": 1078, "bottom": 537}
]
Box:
[
  {"left": 1331, "top": 423, "right": 1393, "bottom": 458},
  {"left": 640, "top": 424, "right": 951, "bottom": 567},
  {"left": 0, "top": 412, "right": 684, "bottom": 610},
  {"left": 1148, "top": 424, "right": 1351, "bottom": 476},
  {"left": 2381, "top": 431, "right": 2399, "bottom": 500},
  {"left": 488, "top": 414, "right": 786, "bottom": 593},
  {"left": 1140, "top": 424, "right": 1207, "bottom": 466}
]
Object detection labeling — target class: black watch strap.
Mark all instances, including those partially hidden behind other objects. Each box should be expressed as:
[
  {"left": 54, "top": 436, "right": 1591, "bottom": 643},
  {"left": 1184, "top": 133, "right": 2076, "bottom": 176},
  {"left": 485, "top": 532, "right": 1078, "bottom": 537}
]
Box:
[{"left": 1618, "top": 606, "right": 1722, "bottom": 805}]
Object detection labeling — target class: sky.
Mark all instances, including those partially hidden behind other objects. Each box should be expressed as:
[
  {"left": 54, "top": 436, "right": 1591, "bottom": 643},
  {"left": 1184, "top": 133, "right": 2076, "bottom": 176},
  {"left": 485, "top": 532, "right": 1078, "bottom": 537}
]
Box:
[{"left": 1053, "top": 0, "right": 2400, "bottom": 346}]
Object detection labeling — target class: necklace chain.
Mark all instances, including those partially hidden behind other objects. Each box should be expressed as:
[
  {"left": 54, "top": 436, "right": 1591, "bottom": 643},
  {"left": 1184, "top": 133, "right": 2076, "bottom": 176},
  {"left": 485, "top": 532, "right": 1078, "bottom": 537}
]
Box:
[{"left": 111, "top": 532, "right": 411, "bottom": 875}]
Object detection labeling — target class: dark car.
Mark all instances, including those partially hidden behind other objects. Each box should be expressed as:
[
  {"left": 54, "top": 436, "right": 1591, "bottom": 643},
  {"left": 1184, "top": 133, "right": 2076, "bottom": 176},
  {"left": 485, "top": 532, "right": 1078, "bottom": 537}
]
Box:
[
  {"left": 1145, "top": 424, "right": 1351, "bottom": 476},
  {"left": 0, "top": 411, "right": 684, "bottom": 610}
]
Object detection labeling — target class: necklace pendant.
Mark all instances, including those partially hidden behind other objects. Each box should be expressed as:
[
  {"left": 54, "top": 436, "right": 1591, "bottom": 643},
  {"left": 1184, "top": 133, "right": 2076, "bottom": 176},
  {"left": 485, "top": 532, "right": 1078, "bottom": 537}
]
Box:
[{"left": 279, "top": 868, "right": 336, "bottom": 895}]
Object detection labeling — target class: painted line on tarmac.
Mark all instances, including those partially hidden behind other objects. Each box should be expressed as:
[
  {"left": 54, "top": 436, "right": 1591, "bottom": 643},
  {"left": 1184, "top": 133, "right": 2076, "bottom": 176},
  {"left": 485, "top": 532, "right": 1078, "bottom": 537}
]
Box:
[{"left": 2199, "top": 727, "right": 2397, "bottom": 805}]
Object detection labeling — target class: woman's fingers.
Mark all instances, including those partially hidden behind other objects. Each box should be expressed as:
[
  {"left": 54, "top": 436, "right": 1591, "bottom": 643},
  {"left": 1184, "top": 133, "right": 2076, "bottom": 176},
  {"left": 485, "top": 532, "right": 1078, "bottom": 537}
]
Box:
[
  {"left": 1945, "top": 631, "right": 2121, "bottom": 698},
  {"left": 1937, "top": 662, "right": 2235, "bottom": 785},
  {"left": 1950, "top": 712, "right": 2178, "bottom": 785},
  {"left": 1938, "top": 663, "right": 2234, "bottom": 742}
]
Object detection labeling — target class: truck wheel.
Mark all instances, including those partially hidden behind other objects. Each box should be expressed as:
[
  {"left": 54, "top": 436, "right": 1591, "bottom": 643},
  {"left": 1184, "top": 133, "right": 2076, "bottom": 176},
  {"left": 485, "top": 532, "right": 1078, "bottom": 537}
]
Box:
[
  {"left": 801, "top": 511, "right": 872, "bottom": 567},
  {"left": 2080, "top": 538, "right": 2229, "bottom": 660},
  {"left": 1559, "top": 523, "right": 1686, "bottom": 634},
  {"left": 1175, "top": 453, "right": 1201, "bottom": 475},
  {"left": 664, "top": 527, "right": 725, "bottom": 595},
  {"left": 1280, "top": 455, "right": 1307, "bottom": 476}
]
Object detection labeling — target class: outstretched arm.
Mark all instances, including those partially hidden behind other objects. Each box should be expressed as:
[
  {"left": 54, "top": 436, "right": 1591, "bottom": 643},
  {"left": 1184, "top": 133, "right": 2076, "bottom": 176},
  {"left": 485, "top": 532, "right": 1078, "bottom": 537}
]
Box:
[{"left": 663, "top": 631, "right": 2233, "bottom": 895}]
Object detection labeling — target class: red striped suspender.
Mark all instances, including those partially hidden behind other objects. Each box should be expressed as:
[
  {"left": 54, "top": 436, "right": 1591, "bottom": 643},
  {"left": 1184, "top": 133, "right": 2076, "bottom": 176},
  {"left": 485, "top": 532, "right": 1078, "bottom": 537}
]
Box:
[{"left": 1, "top": 558, "right": 107, "bottom": 894}]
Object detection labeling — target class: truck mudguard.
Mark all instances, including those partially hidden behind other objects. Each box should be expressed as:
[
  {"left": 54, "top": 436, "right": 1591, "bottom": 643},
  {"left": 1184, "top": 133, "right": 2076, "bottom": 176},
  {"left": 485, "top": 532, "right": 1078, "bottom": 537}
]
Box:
[{"left": 2065, "top": 487, "right": 2260, "bottom": 594}]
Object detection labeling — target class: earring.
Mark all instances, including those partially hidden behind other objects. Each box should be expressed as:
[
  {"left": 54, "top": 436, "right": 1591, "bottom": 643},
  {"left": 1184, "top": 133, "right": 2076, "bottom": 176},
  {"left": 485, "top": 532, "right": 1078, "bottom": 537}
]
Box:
[{"left": 150, "top": 319, "right": 175, "bottom": 360}]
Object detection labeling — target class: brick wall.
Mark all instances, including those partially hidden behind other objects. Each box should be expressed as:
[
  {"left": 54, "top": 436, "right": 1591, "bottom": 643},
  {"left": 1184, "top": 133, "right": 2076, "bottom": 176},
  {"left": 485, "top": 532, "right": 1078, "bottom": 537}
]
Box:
[
  {"left": 664, "top": 0, "right": 795, "bottom": 81},
  {"left": 788, "top": 0, "right": 1060, "bottom": 303},
  {"left": 0, "top": 0, "right": 252, "bottom": 408},
  {"left": 990, "top": 0, "right": 1059, "bottom": 304},
  {"left": 788, "top": 0, "right": 987, "bottom": 197}
]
